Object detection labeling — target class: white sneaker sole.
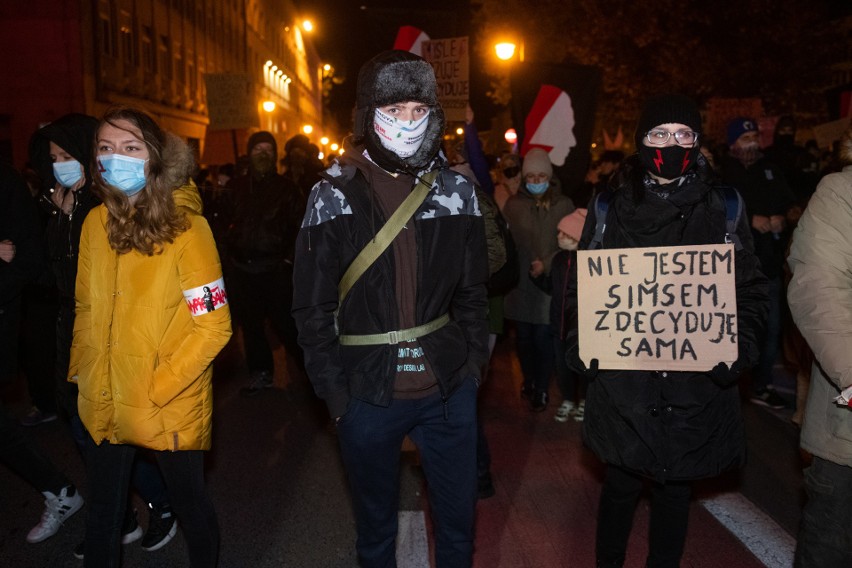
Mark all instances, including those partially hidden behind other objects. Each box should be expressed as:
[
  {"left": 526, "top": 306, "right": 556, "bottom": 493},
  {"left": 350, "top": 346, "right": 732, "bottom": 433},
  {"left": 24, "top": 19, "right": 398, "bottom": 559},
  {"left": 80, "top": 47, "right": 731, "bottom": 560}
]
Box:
[{"left": 142, "top": 521, "right": 178, "bottom": 552}]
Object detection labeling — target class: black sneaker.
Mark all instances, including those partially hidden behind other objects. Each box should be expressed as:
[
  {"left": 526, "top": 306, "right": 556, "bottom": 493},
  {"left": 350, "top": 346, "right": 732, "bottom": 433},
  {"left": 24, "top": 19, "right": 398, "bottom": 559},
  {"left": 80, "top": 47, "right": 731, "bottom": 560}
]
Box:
[
  {"left": 73, "top": 508, "right": 142, "bottom": 559},
  {"left": 750, "top": 387, "right": 786, "bottom": 410},
  {"left": 530, "top": 392, "right": 548, "bottom": 412},
  {"left": 240, "top": 371, "right": 274, "bottom": 397},
  {"left": 141, "top": 503, "right": 178, "bottom": 552},
  {"left": 478, "top": 472, "right": 496, "bottom": 499}
]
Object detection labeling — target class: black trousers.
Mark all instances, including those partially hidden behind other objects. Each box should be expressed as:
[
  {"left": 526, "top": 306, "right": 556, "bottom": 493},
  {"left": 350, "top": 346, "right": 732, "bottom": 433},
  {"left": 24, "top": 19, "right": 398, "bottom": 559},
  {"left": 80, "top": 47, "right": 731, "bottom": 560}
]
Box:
[
  {"left": 84, "top": 437, "right": 219, "bottom": 568},
  {"left": 229, "top": 263, "right": 302, "bottom": 375},
  {"left": 0, "top": 400, "right": 67, "bottom": 494},
  {"left": 596, "top": 465, "right": 692, "bottom": 568}
]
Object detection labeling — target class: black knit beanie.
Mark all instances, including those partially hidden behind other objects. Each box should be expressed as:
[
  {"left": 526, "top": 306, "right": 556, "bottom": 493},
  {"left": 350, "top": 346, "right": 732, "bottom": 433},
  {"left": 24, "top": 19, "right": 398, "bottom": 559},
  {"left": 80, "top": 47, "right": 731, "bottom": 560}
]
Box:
[
  {"left": 353, "top": 50, "right": 445, "bottom": 172},
  {"left": 634, "top": 94, "right": 702, "bottom": 148},
  {"left": 247, "top": 131, "right": 278, "bottom": 161}
]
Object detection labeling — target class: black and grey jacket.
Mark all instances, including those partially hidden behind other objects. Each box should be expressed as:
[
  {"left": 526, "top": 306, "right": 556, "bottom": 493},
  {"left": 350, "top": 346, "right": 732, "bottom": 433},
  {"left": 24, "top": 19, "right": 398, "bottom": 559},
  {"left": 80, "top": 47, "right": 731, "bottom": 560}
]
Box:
[{"left": 292, "top": 148, "right": 489, "bottom": 420}]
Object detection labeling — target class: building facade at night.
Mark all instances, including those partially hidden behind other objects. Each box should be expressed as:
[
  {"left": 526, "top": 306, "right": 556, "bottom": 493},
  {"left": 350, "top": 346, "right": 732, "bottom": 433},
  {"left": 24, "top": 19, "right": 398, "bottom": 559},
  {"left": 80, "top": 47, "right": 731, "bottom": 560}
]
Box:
[{"left": 0, "top": 0, "right": 324, "bottom": 169}]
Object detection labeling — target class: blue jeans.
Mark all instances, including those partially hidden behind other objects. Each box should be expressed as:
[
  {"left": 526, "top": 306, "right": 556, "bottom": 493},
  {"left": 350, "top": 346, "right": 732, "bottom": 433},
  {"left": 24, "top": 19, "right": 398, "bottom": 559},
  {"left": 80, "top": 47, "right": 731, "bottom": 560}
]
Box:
[
  {"left": 795, "top": 456, "right": 852, "bottom": 567},
  {"left": 514, "top": 321, "right": 555, "bottom": 395},
  {"left": 84, "top": 436, "right": 219, "bottom": 568},
  {"left": 337, "top": 379, "right": 478, "bottom": 568}
]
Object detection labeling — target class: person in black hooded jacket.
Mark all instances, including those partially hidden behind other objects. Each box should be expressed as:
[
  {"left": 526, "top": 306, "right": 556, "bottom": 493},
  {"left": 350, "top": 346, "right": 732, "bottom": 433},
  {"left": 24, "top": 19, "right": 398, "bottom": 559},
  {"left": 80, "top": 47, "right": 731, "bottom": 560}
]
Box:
[
  {"left": 565, "top": 94, "right": 769, "bottom": 568},
  {"left": 29, "top": 114, "right": 101, "bottom": 429},
  {"left": 226, "top": 130, "right": 306, "bottom": 395}
]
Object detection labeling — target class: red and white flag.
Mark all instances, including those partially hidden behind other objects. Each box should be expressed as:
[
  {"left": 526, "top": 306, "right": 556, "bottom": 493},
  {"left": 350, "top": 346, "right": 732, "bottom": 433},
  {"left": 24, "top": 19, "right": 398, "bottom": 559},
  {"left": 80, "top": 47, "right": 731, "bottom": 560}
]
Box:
[
  {"left": 393, "top": 25, "right": 430, "bottom": 57},
  {"left": 521, "top": 84, "right": 577, "bottom": 167},
  {"left": 510, "top": 61, "right": 601, "bottom": 196}
]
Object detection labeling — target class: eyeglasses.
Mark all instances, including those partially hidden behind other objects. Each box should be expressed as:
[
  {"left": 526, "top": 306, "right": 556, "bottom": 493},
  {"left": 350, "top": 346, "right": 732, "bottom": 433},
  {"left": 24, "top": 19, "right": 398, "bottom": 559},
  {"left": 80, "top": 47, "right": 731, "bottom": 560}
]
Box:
[{"left": 645, "top": 129, "right": 699, "bottom": 146}]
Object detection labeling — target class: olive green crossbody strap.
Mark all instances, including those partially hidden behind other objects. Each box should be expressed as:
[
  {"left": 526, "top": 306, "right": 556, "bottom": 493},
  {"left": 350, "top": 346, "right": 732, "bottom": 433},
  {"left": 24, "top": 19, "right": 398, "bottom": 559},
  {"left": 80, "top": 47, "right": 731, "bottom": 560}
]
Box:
[{"left": 337, "top": 169, "right": 439, "bottom": 307}]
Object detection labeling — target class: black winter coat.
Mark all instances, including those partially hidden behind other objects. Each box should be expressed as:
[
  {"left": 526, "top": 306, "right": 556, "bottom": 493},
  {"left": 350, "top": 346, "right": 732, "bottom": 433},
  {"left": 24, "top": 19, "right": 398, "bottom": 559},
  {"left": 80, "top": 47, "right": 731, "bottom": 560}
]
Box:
[
  {"left": 566, "top": 154, "right": 769, "bottom": 481},
  {"left": 292, "top": 151, "right": 489, "bottom": 420},
  {"left": 226, "top": 171, "right": 304, "bottom": 271},
  {"left": 719, "top": 155, "right": 796, "bottom": 279},
  {"left": 28, "top": 113, "right": 100, "bottom": 299}
]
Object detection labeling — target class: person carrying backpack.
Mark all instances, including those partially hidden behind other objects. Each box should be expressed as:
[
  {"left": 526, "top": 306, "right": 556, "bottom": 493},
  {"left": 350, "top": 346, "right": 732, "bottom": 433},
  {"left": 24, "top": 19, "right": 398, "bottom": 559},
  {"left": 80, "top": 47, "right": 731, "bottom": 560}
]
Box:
[{"left": 564, "top": 94, "right": 768, "bottom": 568}]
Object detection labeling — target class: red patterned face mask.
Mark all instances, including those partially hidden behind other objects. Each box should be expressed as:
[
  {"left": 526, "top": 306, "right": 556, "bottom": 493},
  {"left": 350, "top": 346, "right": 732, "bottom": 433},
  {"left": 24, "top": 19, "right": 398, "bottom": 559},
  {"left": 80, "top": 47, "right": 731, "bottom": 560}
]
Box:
[{"left": 638, "top": 144, "right": 699, "bottom": 180}]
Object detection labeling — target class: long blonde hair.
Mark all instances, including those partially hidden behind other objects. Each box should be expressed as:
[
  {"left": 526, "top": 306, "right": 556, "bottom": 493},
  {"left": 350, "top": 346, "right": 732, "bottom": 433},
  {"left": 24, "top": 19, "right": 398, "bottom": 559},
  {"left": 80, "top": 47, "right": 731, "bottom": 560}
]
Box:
[{"left": 93, "top": 107, "right": 192, "bottom": 255}]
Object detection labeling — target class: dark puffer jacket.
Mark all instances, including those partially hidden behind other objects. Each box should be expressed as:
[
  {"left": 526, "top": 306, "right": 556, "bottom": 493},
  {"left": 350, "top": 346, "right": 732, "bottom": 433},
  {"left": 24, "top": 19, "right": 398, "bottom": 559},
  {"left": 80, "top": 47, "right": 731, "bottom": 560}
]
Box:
[
  {"left": 292, "top": 148, "right": 489, "bottom": 420},
  {"left": 28, "top": 113, "right": 100, "bottom": 299},
  {"left": 566, "top": 154, "right": 769, "bottom": 481}
]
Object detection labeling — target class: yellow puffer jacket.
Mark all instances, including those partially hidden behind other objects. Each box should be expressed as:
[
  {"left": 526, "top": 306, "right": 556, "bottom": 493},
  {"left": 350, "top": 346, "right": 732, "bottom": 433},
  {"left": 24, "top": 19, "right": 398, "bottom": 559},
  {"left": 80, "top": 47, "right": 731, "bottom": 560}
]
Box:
[{"left": 70, "top": 182, "right": 232, "bottom": 451}]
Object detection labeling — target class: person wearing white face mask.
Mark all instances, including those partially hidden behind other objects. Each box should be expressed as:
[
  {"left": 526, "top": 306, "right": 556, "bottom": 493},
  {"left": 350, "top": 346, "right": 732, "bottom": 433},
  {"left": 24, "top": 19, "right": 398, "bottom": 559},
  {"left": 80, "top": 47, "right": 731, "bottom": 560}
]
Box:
[
  {"left": 72, "top": 106, "right": 231, "bottom": 567},
  {"left": 293, "top": 50, "right": 488, "bottom": 567},
  {"left": 502, "top": 147, "right": 575, "bottom": 412}
]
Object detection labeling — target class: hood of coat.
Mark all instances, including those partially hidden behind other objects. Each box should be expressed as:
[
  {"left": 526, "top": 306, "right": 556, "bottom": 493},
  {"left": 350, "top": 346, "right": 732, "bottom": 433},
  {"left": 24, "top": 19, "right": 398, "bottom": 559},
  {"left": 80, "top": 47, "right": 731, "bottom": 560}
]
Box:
[
  {"left": 172, "top": 181, "right": 203, "bottom": 216},
  {"left": 156, "top": 133, "right": 197, "bottom": 197},
  {"left": 28, "top": 113, "right": 99, "bottom": 190}
]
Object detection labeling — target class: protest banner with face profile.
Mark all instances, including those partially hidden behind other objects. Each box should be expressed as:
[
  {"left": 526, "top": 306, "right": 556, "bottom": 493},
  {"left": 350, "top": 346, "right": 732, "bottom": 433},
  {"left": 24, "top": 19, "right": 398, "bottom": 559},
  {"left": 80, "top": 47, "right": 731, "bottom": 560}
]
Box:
[{"left": 578, "top": 244, "right": 738, "bottom": 371}]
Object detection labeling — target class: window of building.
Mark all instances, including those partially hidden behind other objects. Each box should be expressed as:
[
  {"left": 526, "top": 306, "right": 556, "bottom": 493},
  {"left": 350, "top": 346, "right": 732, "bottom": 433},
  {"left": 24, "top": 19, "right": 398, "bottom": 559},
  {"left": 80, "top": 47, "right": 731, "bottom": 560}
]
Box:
[
  {"left": 98, "top": 1, "right": 117, "bottom": 58},
  {"left": 188, "top": 51, "right": 197, "bottom": 95},
  {"left": 119, "top": 11, "right": 137, "bottom": 67},
  {"left": 175, "top": 42, "right": 184, "bottom": 85},
  {"left": 142, "top": 26, "right": 154, "bottom": 73},
  {"left": 159, "top": 36, "right": 172, "bottom": 79}
]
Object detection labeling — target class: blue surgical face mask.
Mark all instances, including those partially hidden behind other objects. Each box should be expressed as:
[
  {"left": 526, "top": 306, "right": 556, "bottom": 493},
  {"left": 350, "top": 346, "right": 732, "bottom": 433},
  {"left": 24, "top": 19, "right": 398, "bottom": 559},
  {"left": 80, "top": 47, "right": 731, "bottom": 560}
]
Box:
[
  {"left": 52, "top": 160, "right": 83, "bottom": 188},
  {"left": 99, "top": 154, "right": 148, "bottom": 196},
  {"left": 526, "top": 181, "right": 549, "bottom": 195}
]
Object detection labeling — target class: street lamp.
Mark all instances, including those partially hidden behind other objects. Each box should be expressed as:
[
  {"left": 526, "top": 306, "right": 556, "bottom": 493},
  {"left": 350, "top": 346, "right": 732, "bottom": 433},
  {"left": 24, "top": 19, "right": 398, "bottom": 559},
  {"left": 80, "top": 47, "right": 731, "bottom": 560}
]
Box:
[
  {"left": 302, "top": 124, "right": 313, "bottom": 135},
  {"left": 262, "top": 101, "right": 276, "bottom": 113},
  {"left": 494, "top": 40, "right": 524, "bottom": 62},
  {"left": 302, "top": 20, "right": 313, "bottom": 32}
]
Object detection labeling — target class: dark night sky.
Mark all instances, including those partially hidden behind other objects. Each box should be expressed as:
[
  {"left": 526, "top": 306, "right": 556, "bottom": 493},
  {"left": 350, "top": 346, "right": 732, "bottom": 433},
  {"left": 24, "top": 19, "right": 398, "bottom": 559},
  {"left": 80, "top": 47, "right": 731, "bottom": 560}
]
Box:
[{"left": 295, "top": 0, "right": 495, "bottom": 133}]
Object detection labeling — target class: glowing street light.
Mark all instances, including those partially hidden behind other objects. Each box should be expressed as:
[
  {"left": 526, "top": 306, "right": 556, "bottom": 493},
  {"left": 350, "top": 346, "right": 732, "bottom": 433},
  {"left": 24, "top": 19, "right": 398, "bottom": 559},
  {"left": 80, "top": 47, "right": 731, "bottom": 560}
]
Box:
[
  {"left": 330, "top": 143, "right": 339, "bottom": 152},
  {"left": 302, "top": 20, "right": 313, "bottom": 32},
  {"left": 302, "top": 124, "right": 313, "bottom": 135},
  {"left": 320, "top": 136, "right": 329, "bottom": 145},
  {"left": 262, "top": 101, "right": 276, "bottom": 113},
  {"left": 495, "top": 42, "right": 516, "bottom": 61}
]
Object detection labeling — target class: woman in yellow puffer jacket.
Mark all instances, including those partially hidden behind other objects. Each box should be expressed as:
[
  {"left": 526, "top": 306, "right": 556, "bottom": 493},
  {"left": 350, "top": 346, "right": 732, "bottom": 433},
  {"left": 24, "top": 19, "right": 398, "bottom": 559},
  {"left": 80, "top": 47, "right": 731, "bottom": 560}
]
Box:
[{"left": 70, "top": 106, "right": 231, "bottom": 567}]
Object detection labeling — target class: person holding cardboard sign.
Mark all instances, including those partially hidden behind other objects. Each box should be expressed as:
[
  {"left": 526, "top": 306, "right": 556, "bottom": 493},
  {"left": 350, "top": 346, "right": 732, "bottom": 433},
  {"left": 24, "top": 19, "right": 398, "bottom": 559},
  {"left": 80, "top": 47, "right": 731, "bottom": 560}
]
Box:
[{"left": 564, "top": 94, "right": 768, "bottom": 568}]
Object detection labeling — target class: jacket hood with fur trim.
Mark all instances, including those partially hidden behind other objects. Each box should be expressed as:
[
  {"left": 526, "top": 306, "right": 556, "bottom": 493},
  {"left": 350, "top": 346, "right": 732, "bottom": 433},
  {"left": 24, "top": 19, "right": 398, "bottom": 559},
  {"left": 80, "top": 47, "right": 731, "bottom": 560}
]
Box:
[{"left": 352, "top": 50, "right": 445, "bottom": 172}]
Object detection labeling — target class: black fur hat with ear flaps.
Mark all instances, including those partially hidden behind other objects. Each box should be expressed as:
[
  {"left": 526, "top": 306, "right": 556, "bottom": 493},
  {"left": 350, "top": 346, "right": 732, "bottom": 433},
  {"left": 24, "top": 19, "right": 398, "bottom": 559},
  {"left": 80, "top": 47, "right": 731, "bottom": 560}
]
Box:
[{"left": 353, "top": 50, "right": 445, "bottom": 172}]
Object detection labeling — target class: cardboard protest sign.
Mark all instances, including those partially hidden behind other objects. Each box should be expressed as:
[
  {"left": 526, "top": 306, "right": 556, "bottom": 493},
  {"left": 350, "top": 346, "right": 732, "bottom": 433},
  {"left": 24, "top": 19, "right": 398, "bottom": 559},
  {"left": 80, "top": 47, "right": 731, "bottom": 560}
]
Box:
[
  {"left": 421, "top": 36, "right": 469, "bottom": 122},
  {"left": 578, "top": 244, "right": 737, "bottom": 371},
  {"left": 204, "top": 73, "right": 257, "bottom": 131}
]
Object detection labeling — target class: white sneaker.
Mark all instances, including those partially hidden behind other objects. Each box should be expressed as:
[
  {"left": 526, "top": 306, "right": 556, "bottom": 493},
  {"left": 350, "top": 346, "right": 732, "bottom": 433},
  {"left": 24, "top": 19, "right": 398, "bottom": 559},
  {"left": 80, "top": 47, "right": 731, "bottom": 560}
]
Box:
[
  {"left": 554, "top": 400, "right": 575, "bottom": 422},
  {"left": 27, "top": 485, "right": 84, "bottom": 543},
  {"left": 572, "top": 399, "right": 586, "bottom": 422}
]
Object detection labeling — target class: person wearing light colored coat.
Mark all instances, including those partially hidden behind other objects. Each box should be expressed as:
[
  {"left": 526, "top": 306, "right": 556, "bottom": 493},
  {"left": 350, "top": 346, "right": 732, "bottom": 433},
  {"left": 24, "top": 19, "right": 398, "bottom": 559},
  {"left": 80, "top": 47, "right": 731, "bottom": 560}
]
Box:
[{"left": 787, "top": 124, "right": 852, "bottom": 568}]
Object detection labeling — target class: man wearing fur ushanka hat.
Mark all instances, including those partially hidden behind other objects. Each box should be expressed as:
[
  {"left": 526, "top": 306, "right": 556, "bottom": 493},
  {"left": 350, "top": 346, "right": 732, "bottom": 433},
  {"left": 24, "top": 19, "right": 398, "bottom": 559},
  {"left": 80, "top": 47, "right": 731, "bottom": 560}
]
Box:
[{"left": 292, "top": 50, "right": 488, "bottom": 567}]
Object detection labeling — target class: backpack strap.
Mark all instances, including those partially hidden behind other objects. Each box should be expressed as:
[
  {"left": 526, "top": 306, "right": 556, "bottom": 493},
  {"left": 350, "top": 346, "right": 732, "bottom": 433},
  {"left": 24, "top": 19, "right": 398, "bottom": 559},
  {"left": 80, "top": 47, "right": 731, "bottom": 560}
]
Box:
[
  {"left": 587, "top": 190, "right": 611, "bottom": 251},
  {"left": 720, "top": 185, "right": 744, "bottom": 251}
]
